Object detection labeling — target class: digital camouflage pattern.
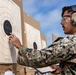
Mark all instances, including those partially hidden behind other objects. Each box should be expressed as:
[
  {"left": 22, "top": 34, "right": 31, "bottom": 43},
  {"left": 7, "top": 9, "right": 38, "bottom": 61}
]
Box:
[{"left": 17, "top": 34, "right": 76, "bottom": 75}]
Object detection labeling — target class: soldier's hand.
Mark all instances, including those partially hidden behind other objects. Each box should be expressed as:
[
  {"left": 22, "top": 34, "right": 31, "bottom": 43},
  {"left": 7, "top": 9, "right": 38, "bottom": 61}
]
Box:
[
  {"left": 9, "top": 33, "right": 21, "bottom": 49},
  {"left": 50, "top": 64, "right": 61, "bottom": 74}
]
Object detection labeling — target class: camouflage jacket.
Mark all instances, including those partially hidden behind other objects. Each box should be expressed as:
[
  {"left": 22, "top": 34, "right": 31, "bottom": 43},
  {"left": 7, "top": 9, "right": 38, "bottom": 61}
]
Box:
[{"left": 17, "top": 34, "right": 76, "bottom": 75}]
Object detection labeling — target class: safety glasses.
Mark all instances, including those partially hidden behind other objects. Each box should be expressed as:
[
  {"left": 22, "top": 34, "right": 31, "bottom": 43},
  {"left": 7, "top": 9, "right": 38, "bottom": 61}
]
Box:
[{"left": 61, "top": 15, "right": 71, "bottom": 22}]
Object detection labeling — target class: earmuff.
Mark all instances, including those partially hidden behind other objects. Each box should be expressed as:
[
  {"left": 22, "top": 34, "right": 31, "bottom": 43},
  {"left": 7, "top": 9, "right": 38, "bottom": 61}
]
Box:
[
  {"left": 70, "top": 5, "right": 76, "bottom": 26},
  {"left": 71, "top": 12, "right": 76, "bottom": 26}
]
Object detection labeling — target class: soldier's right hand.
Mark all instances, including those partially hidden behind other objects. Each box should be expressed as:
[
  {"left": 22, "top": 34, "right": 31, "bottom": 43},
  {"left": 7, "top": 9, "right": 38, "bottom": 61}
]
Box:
[{"left": 9, "top": 33, "right": 21, "bottom": 49}]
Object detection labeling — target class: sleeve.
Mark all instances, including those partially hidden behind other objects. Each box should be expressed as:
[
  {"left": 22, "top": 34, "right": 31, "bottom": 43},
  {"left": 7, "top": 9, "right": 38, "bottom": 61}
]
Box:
[{"left": 17, "top": 35, "right": 76, "bottom": 68}]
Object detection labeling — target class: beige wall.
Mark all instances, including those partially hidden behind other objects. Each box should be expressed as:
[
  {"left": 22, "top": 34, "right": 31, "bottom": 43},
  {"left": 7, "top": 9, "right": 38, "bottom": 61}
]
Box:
[
  {"left": 12, "top": 0, "right": 25, "bottom": 45},
  {"left": 23, "top": 12, "right": 42, "bottom": 49},
  {"left": 23, "top": 12, "right": 40, "bottom": 30},
  {"left": 41, "top": 33, "right": 47, "bottom": 48},
  {"left": 0, "top": 64, "right": 17, "bottom": 75}
]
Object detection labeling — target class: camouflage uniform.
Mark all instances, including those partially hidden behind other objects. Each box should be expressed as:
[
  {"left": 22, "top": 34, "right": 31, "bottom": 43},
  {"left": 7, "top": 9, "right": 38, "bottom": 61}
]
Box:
[{"left": 17, "top": 34, "right": 76, "bottom": 75}]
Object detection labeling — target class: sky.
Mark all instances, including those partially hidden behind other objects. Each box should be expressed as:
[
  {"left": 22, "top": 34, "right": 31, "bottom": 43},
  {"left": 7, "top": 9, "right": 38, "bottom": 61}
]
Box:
[{"left": 22, "top": 0, "right": 76, "bottom": 46}]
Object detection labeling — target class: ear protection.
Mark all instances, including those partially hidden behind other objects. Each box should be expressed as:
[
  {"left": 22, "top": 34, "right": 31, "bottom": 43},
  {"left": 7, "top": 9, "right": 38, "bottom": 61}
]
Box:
[
  {"left": 71, "top": 12, "right": 76, "bottom": 26},
  {"left": 70, "top": 5, "right": 76, "bottom": 26}
]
